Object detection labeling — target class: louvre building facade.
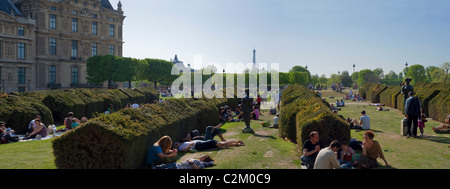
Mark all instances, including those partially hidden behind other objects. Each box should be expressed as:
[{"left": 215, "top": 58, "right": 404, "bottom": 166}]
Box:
[{"left": 0, "top": 0, "right": 124, "bottom": 92}]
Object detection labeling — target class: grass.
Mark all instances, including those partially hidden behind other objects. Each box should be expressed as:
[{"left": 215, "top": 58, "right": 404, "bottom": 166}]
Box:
[
  {"left": 320, "top": 89, "right": 449, "bottom": 169},
  {"left": 176, "top": 111, "right": 301, "bottom": 169},
  {"left": 0, "top": 89, "right": 448, "bottom": 169}
]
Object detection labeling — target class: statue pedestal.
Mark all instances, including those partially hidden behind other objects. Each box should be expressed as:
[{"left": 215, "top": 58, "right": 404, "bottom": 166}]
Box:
[
  {"left": 401, "top": 117, "right": 408, "bottom": 136},
  {"left": 242, "top": 126, "right": 254, "bottom": 133}
]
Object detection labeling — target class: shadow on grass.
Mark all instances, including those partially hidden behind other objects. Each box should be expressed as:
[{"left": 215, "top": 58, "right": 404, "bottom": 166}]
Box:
[{"left": 417, "top": 135, "right": 450, "bottom": 144}]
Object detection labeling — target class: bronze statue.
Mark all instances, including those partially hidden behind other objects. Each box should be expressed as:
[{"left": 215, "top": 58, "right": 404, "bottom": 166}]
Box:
[{"left": 401, "top": 78, "right": 414, "bottom": 105}]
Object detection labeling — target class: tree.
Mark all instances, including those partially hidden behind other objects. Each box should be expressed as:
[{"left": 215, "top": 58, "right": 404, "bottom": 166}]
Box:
[
  {"left": 340, "top": 70, "right": 353, "bottom": 87},
  {"left": 318, "top": 74, "right": 328, "bottom": 85},
  {"left": 373, "top": 68, "right": 384, "bottom": 80},
  {"left": 117, "top": 57, "right": 141, "bottom": 88},
  {"left": 140, "top": 58, "right": 176, "bottom": 88},
  {"left": 290, "top": 65, "right": 311, "bottom": 82},
  {"left": 442, "top": 62, "right": 450, "bottom": 84},
  {"left": 384, "top": 70, "right": 398, "bottom": 80},
  {"left": 357, "top": 69, "right": 379, "bottom": 86},
  {"left": 406, "top": 64, "right": 426, "bottom": 85},
  {"left": 86, "top": 55, "right": 122, "bottom": 88},
  {"left": 289, "top": 71, "right": 308, "bottom": 85}
]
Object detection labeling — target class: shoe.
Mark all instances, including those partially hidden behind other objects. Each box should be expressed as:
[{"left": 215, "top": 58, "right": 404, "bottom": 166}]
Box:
[{"left": 406, "top": 135, "right": 410, "bottom": 138}]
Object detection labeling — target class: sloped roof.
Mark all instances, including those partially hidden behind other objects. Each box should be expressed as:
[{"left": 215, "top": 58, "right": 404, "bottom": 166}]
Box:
[
  {"left": 101, "top": 0, "right": 114, "bottom": 10},
  {"left": 0, "top": 0, "right": 22, "bottom": 16}
]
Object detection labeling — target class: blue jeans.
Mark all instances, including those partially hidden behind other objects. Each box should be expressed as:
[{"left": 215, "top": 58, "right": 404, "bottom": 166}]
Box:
[
  {"left": 154, "top": 163, "right": 177, "bottom": 169},
  {"left": 300, "top": 155, "right": 315, "bottom": 169},
  {"left": 204, "top": 126, "right": 220, "bottom": 141}
]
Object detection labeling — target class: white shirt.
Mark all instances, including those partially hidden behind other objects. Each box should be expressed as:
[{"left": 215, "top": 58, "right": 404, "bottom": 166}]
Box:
[
  {"left": 131, "top": 103, "right": 140, "bottom": 109},
  {"left": 360, "top": 114, "right": 370, "bottom": 130}
]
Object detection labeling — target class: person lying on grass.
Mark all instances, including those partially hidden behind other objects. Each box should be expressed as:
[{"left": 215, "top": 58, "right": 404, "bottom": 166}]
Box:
[
  {"left": 154, "top": 154, "right": 215, "bottom": 169},
  {"left": 175, "top": 139, "right": 245, "bottom": 152}
]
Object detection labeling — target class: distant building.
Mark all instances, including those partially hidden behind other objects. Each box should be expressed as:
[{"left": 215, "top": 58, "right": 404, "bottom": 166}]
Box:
[{"left": 0, "top": 0, "right": 125, "bottom": 92}]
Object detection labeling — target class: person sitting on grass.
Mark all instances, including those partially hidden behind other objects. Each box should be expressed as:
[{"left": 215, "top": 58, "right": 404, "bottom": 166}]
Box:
[
  {"left": 353, "top": 110, "right": 370, "bottom": 130},
  {"left": 314, "top": 140, "right": 341, "bottom": 169},
  {"left": 432, "top": 115, "right": 450, "bottom": 133},
  {"left": 339, "top": 141, "right": 355, "bottom": 169},
  {"left": 145, "top": 136, "right": 178, "bottom": 168},
  {"left": 353, "top": 131, "right": 390, "bottom": 169},
  {"left": 155, "top": 154, "right": 215, "bottom": 169},
  {"left": 23, "top": 118, "right": 48, "bottom": 140},
  {"left": 301, "top": 131, "right": 323, "bottom": 169},
  {"left": 70, "top": 118, "right": 81, "bottom": 129}
]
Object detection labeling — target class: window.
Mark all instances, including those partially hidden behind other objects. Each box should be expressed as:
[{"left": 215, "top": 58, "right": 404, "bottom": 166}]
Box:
[
  {"left": 109, "top": 44, "right": 115, "bottom": 55},
  {"left": 72, "top": 18, "right": 78, "bottom": 32},
  {"left": 49, "top": 38, "right": 56, "bottom": 55},
  {"left": 49, "top": 65, "right": 56, "bottom": 84},
  {"left": 71, "top": 40, "right": 77, "bottom": 57},
  {"left": 17, "top": 27, "right": 24, "bottom": 36},
  {"left": 92, "top": 21, "right": 97, "bottom": 35},
  {"left": 50, "top": 6, "right": 56, "bottom": 11},
  {"left": 72, "top": 10, "right": 77, "bottom": 15},
  {"left": 71, "top": 66, "right": 79, "bottom": 84},
  {"left": 18, "top": 67, "right": 26, "bottom": 84},
  {"left": 92, "top": 14, "right": 97, "bottom": 19},
  {"left": 17, "top": 43, "right": 26, "bottom": 59},
  {"left": 0, "top": 40, "right": 2, "bottom": 59},
  {"left": 109, "top": 24, "right": 115, "bottom": 37},
  {"left": 92, "top": 42, "right": 97, "bottom": 56},
  {"left": 49, "top": 14, "right": 56, "bottom": 30}
]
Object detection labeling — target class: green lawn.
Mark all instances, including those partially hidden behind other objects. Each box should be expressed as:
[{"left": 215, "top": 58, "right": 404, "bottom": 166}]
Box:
[
  {"left": 1, "top": 89, "right": 448, "bottom": 169},
  {"left": 176, "top": 111, "right": 301, "bottom": 169},
  {"left": 321, "top": 89, "right": 449, "bottom": 169}
]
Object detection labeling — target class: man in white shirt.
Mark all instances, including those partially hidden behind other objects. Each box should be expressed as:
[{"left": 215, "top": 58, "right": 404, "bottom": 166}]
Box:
[
  {"left": 359, "top": 110, "right": 370, "bottom": 130},
  {"left": 314, "top": 140, "right": 341, "bottom": 169}
]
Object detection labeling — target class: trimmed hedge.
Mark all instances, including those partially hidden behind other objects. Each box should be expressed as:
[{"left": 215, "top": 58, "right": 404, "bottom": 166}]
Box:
[
  {"left": 428, "top": 86, "right": 450, "bottom": 122},
  {"left": 366, "top": 84, "right": 388, "bottom": 103},
  {"left": 364, "top": 82, "right": 449, "bottom": 123},
  {"left": 379, "top": 85, "right": 401, "bottom": 108},
  {"left": 0, "top": 95, "right": 53, "bottom": 134},
  {"left": 21, "top": 87, "right": 159, "bottom": 123},
  {"left": 279, "top": 84, "right": 350, "bottom": 149},
  {"left": 52, "top": 97, "right": 237, "bottom": 169}
]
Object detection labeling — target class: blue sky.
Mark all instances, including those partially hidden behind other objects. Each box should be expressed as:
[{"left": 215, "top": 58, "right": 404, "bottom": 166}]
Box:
[{"left": 109, "top": 0, "right": 450, "bottom": 77}]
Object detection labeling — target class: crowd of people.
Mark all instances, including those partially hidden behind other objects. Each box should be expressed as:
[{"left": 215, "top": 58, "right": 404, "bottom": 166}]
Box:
[
  {"left": 145, "top": 123, "right": 245, "bottom": 169},
  {"left": 301, "top": 130, "right": 390, "bottom": 169}
]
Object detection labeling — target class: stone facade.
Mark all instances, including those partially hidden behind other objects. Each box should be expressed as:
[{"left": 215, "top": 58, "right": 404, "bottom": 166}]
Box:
[
  {"left": 0, "top": 2, "right": 36, "bottom": 92},
  {"left": 0, "top": 0, "right": 124, "bottom": 92}
]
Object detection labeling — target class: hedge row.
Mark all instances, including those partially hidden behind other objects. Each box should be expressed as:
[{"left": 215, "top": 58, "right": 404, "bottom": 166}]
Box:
[
  {"left": 0, "top": 87, "right": 159, "bottom": 134},
  {"left": 361, "top": 82, "right": 449, "bottom": 123},
  {"left": 52, "top": 97, "right": 238, "bottom": 169},
  {"left": 21, "top": 87, "right": 159, "bottom": 123},
  {"left": 279, "top": 84, "right": 350, "bottom": 149},
  {"left": 0, "top": 94, "right": 53, "bottom": 134}
]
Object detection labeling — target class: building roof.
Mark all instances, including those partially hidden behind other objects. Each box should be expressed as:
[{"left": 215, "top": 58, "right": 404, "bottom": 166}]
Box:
[
  {"left": 0, "top": 0, "right": 22, "bottom": 16},
  {"left": 101, "top": 0, "right": 114, "bottom": 10}
]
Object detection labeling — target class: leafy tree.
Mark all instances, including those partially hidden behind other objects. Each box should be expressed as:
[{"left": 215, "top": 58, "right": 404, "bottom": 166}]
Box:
[
  {"left": 289, "top": 71, "right": 308, "bottom": 85},
  {"left": 357, "top": 69, "right": 379, "bottom": 86},
  {"left": 406, "top": 64, "right": 426, "bottom": 85},
  {"left": 340, "top": 70, "right": 353, "bottom": 87},
  {"left": 86, "top": 55, "right": 121, "bottom": 88},
  {"left": 442, "top": 62, "right": 450, "bottom": 84},
  {"left": 140, "top": 58, "right": 176, "bottom": 88}
]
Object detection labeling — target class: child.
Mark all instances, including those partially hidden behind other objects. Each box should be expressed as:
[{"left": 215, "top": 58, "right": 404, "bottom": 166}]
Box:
[
  {"left": 339, "top": 141, "right": 355, "bottom": 169},
  {"left": 155, "top": 154, "right": 215, "bottom": 169},
  {"left": 418, "top": 113, "right": 427, "bottom": 137}
]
